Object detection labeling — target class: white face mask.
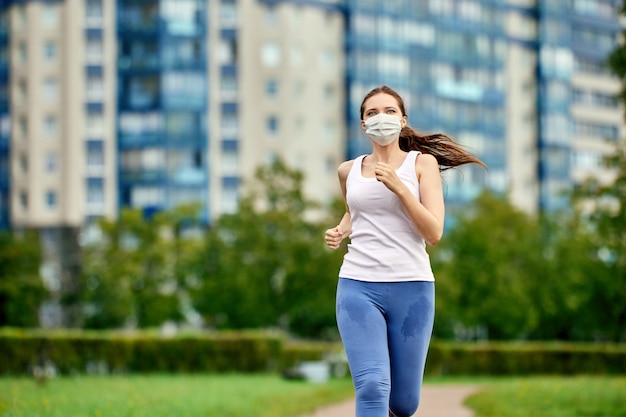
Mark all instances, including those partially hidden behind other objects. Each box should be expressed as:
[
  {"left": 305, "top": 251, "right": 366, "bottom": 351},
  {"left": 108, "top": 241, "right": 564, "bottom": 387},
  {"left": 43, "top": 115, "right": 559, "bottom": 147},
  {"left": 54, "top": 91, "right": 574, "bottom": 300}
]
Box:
[{"left": 364, "top": 113, "right": 402, "bottom": 146}]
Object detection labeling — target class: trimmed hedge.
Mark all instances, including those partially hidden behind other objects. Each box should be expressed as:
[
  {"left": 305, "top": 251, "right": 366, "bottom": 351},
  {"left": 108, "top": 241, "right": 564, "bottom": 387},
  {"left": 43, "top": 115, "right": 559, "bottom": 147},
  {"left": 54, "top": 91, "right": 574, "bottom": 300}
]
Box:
[
  {"left": 0, "top": 328, "right": 285, "bottom": 375},
  {"left": 1, "top": 328, "right": 625, "bottom": 376},
  {"left": 425, "top": 340, "right": 626, "bottom": 375}
]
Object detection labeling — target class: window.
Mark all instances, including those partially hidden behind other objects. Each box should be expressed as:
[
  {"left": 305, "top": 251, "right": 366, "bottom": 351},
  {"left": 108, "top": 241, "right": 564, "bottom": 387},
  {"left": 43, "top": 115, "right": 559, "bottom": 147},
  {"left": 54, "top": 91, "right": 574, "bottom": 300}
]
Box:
[
  {"left": 19, "top": 117, "right": 28, "bottom": 137},
  {"left": 221, "top": 181, "right": 239, "bottom": 214},
  {"left": 121, "top": 148, "right": 165, "bottom": 170},
  {"left": 0, "top": 44, "right": 6, "bottom": 67},
  {"left": 86, "top": 111, "right": 104, "bottom": 137},
  {"left": 171, "top": 187, "right": 204, "bottom": 207},
  {"left": 42, "top": 3, "right": 59, "bottom": 28},
  {"left": 221, "top": 112, "right": 238, "bottom": 138},
  {"left": 18, "top": 42, "right": 27, "bottom": 64},
  {"left": 86, "top": 0, "right": 103, "bottom": 26},
  {"left": 574, "top": 121, "right": 619, "bottom": 141},
  {"left": 17, "top": 80, "right": 27, "bottom": 105},
  {"left": 165, "top": 113, "right": 197, "bottom": 137},
  {"left": 573, "top": 0, "right": 616, "bottom": 18},
  {"left": 572, "top": 150, "right": 603, "bottom": 170},
  {"left": 573, "top": 28, "right": 615, "bottom": 51},
  {"left": 87, "top": 179, "right": 104, "bottom": 204},
  {"left": 19, "top": 191, "right": 28, "bottom": 210},
  {"left": 404, "top": 21, "right": 435, "bottom": 46},
  {"left": 0, "top": 115, "right": 9, "bottom": 137},
  {"left": 541, "top": 113, "right": 570, "bottom": 145},
  {"left": 120, "top": 112, "right": 163, "bottom": 135},
  {"left": 221, "top": 148, "right": 238, "bottom": 176},
  {"left": 574, "top": 56, "right": 609, "bottom": 75},
  {"left": 163, "top": 39, "right": 203, "bottom": 66},
  {"left": 430, "top": 0, "right": 454, "bottom": 15},
  {"left": 86, "top": 74, "right": 104, "bottom": 101},
  {"left": 267, "top": 116, "right": 279, "bottom": 135},
  {"left": 43, "top": 41, "right": 56, "bottom": 60},
  {"left": 265, "top": 5, "right": 278, "bottom": 26},
  {"left": 220, "top": 0, "right": 238, "bottom": 28},
  {"left": 127, "top": 76, "right": 159, "bottom": 109},
  {"left": 45, "top": 153, "right": 57, "bottom": 172},
  {"left": 43, "top": 115, "right": 57, "bottom": 137},
  {"left": 86, "top": 37, "right": 103, "bottom": 64},
  {"left": 43, "top": 77, "right": 58, "bottom": 101},
  {"left": 221, "top": 74, "right": 238, "bottom": 100},
  {"left": 16, "top": 6, "right": 26, "bottom": 29},
  {"left": 319, "top": 48, "right": 334, "bottom": 71},
  {"left": 573, "top": 89, "right": 617, "bottom": 107},
  {"left": 19, "top": 154, "right": 28, "bottom": 174},
  {"left": 161, "top": 0, "right": 202, "bottom": 36},
  {"left": 131, "top": 186, "right": 165, "bottom": 207},
  {"left": 265, "top": 79, "right": 278, "bottom": 98},
  {"left": 162, "top": 71, "right": 206, "bottom": 108},
  {"left": 378, "top": 53, "right": 409, "bottom": 77},
  {"left": 45, "top": 191, "right": 56, "bottom": 208},
  {"left": 219, "top": 38, "right": 237, "bottom": 65},
  {"left": 261, "top": 41, "right": 281, "bottom": 67},
  {"left": 86, "top": 141, "right": 104, "bottom": 168},
  {"left": 540, "top": 46, "right": 573, "bottom": 78}
]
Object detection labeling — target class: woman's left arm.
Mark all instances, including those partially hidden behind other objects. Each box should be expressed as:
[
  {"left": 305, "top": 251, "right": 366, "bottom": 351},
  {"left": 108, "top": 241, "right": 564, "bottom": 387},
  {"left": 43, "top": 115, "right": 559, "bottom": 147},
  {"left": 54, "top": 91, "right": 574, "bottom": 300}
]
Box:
[{"left": 375, "top": 153, "right": 444, "bottom": 245}]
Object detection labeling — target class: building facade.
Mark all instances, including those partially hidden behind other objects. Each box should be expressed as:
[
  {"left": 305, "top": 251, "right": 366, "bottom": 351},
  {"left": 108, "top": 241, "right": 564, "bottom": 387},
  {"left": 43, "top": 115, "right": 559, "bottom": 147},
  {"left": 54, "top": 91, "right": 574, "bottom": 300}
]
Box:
[
  {"left": 343, "top": 0, "right": 623, "bottom": 214},
  {"left": 0, "top": 0, "right": 623, "bottom": 325},
  {"left": 1, "top": 0, "right": 622, "bottom": 230},
  {"left": 0, "top": 5, "right": 10, "bottom": 229}
]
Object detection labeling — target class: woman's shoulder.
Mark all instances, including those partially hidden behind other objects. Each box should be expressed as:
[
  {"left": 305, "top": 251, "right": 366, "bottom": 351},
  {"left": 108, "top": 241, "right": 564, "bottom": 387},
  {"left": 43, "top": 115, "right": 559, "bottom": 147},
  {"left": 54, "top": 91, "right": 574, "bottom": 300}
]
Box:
[
  {"left": 414, "top": 152, "right": 440, "bottom": 175},
  {"left": 338, "top": 159, "right": 355, "bottom": 180},
  {"left": 415, "top": 152, "right": 438, "bottom": 168}
]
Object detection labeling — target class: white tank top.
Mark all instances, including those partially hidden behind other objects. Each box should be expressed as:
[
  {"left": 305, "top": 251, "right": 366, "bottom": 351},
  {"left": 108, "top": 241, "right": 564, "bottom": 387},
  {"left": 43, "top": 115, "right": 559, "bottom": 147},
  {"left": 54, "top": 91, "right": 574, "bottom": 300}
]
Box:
[{"left": 338, "top": 150, "right": 435, "bottom": 282}]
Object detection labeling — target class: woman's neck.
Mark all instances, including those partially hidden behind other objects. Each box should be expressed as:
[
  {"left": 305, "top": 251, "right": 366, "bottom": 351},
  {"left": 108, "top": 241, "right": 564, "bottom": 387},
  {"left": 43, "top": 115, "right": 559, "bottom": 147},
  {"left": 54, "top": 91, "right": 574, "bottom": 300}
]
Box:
[{"left": 371, "top": 144, "right": 406, "bottom": 164}]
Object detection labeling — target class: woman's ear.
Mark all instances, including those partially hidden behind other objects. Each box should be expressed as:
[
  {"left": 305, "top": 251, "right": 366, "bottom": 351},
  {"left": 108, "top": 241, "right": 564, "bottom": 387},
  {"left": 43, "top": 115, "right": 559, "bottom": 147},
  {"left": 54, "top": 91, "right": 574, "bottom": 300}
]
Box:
[{"left": 361, "top": 119, "right": 367, "bottom": 131}]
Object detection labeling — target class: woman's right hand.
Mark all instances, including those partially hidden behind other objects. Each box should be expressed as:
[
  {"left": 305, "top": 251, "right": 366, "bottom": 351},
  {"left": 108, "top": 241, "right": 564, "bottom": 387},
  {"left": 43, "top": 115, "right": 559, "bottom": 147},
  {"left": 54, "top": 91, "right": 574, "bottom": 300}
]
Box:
[{"left": 325, "top": 226, "right": 344, "bottom": 250}]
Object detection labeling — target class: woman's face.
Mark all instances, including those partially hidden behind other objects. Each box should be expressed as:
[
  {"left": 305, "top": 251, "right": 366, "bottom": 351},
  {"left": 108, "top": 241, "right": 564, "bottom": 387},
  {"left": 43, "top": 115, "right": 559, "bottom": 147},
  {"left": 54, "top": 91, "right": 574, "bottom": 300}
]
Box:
[{"left": 361, "top": 93, "right": 406, "bottom": 129}]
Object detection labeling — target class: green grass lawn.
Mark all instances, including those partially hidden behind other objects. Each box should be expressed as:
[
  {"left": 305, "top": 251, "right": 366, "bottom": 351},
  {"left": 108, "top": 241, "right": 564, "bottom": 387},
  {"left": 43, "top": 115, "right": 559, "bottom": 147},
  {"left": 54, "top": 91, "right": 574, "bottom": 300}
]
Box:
[
  {"left": 463, "top": 375, "right": 626, "bottom": 417},
  {"left": 3, "top": 374, "right": 626, "bottom": 417},
  {"left": 0, "top": 374, "right": 354, "bottom": 417}
]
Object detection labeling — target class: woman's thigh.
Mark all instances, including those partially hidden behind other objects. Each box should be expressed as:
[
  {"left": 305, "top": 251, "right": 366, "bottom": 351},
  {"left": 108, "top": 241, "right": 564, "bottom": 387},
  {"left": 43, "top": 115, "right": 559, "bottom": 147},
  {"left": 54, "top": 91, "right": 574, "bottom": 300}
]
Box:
[{"left": 386, "top": 281, "right": 435, "bottom": 414}]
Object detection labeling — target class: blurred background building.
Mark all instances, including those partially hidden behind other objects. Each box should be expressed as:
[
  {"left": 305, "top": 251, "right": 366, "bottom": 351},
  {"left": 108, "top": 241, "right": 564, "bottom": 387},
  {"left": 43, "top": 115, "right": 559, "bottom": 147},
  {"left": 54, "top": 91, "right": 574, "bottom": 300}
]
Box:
[{"left": 0, "top": 0, "right": 623, "bottom": 323}]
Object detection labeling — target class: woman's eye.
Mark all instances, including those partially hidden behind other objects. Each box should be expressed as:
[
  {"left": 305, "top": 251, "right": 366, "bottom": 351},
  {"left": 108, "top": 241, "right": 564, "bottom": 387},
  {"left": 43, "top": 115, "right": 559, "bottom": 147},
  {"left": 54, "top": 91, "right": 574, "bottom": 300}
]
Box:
[
  {"left": 366, "top": 111, "right": 376, "bottom": 116},
  {"left": 386, "top": 109, "right": 396, "bottom": 114}
]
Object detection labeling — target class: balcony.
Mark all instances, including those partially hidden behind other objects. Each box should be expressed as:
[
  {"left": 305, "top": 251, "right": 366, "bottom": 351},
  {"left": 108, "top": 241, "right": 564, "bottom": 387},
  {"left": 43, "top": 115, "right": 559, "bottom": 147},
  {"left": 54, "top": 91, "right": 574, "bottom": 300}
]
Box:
[
  {"left": 120, "top": 169, "right": 168, "bottom": 184},
  {"left": 171, "top": 168, "right": 206, "bottom": 186}
]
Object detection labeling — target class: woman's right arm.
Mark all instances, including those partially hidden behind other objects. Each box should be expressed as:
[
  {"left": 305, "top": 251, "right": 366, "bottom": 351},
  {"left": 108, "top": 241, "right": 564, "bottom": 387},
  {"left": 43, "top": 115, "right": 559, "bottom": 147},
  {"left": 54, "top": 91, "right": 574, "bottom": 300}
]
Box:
[{"left": 325, "top": 161, "right": 353, "bottom": 250}]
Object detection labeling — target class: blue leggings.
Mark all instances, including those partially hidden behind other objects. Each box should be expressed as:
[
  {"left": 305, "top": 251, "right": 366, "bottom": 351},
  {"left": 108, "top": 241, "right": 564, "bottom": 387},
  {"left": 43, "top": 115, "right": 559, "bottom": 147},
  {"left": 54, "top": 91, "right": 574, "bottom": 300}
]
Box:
[{"left": 336, "top": 278, "right": 434, "bottom": 417}]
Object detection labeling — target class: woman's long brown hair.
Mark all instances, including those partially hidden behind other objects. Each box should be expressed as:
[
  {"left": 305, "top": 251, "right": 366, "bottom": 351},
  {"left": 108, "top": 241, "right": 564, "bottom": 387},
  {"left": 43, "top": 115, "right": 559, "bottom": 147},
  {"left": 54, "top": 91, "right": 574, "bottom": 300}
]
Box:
[{"left": 360, "top": 86, "right": 488, "bottom": 171}]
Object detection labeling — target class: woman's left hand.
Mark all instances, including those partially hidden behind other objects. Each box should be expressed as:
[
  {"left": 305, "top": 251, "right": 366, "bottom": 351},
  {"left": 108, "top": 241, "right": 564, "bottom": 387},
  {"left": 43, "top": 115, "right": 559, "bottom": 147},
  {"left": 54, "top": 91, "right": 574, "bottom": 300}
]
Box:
[{"left": 375, "top": 162, "right": 406, "bottom": 195}]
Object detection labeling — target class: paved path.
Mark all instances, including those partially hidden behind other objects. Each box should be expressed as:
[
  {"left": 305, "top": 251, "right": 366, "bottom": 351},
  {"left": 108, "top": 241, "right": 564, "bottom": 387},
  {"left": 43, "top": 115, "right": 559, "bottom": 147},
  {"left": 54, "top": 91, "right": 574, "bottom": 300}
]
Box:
[{"left": 299, "top": 385, "right": 480, "bottom": 417}]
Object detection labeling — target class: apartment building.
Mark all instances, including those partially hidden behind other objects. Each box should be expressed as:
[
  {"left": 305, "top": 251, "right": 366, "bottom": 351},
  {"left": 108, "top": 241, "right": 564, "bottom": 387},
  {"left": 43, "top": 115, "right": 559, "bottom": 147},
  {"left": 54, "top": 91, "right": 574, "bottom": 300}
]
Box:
[
  {"left": 343, "top": 0, "right": 623, "bottom": 214},
  {"left": 0, "top": 0, "right": 346, "bottom": 326},
  {"left": 1, "top": 0, "right": 622, "bottom": 228},
  {"left": 0, "top": 0, "right": 622, "bottom": 325},
  {"left": 0, "top": 6, "right": 10, "bottom": 229}
]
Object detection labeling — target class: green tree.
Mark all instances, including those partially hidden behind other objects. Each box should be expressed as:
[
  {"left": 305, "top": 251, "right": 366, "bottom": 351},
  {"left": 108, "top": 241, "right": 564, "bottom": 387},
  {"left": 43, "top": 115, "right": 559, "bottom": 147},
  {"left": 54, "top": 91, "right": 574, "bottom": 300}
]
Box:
[
  {"left": 529, "top": 212, "right": 606, "bottom": 340},
  {"left": 81, "top": 205, "right": 203, "bottom": 329},
  {"left": 430, "top": 191, "right": 546, "bottom": 340},
  {"left": 572, "top": 139, "right": 626, "bottom": 341},
  {"left": 431, "top": 189, "right": 619, "bottom": 341},
  {"left": 0, "top": 230, "right": 45, "bottom": 327},
  {"left": 191, "top": 158, "right": 344, "bottom": 338}
]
